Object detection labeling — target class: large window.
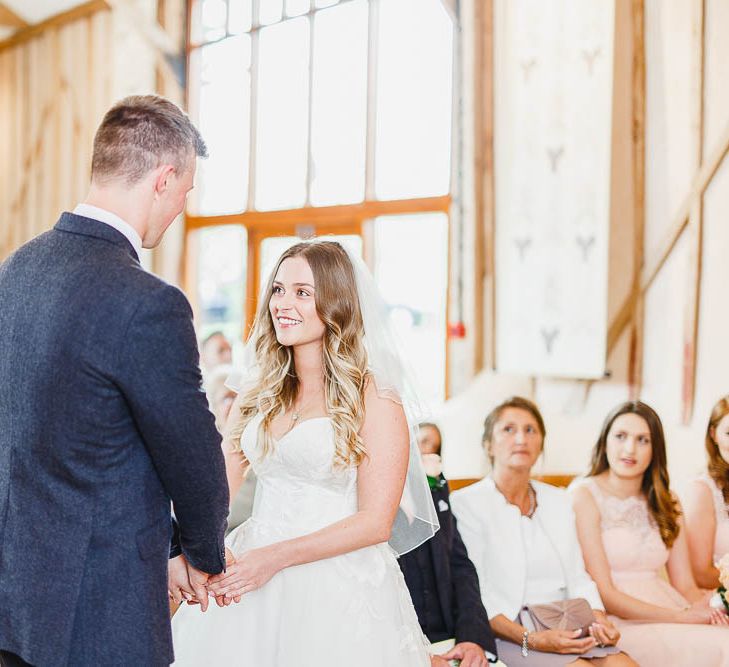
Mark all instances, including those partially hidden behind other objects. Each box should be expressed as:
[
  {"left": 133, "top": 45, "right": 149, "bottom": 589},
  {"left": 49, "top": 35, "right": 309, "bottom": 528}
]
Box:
[{"left": 186, "top": 0, "right": 454, "bottom": 405}]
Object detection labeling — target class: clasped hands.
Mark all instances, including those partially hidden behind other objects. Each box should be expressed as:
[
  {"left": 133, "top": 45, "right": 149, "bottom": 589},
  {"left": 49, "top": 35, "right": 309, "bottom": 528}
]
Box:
[{"left": 168, "top": 546, "right": 279, "bottom": 611}]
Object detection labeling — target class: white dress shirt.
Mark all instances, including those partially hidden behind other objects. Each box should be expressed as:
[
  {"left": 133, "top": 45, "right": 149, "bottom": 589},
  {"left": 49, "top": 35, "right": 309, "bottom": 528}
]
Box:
[
  {"left": 72, "top": 203, "right": 143, "bottom": 259},
  {"left": 450, "top": 478, "right": 605, "bottom": 621}
]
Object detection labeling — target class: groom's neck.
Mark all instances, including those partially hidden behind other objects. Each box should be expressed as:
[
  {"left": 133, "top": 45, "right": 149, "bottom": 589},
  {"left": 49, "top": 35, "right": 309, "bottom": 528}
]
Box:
[{"left": 83, "top": 182, "right": 151, "bottom": 241}]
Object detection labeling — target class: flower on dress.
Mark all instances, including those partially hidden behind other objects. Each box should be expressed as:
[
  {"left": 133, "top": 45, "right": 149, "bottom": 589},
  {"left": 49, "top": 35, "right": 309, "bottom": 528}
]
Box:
[
  {"left": 710, "top": 553, "right": 729, "bottom": 614},
  {"left": 718, "top": 553, "right": 729, "bottom": 590}
]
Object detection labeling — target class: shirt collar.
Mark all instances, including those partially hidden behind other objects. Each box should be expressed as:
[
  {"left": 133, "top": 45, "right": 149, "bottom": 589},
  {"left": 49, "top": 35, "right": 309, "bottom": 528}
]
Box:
[{"left": 72, "top": 203, "right": 143, "bottom": 259}]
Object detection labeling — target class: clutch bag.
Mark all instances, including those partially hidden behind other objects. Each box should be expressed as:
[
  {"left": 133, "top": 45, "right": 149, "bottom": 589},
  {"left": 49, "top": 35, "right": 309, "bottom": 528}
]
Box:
[{"left": 520, "top": 597, "right": 595, "bottom": 638}]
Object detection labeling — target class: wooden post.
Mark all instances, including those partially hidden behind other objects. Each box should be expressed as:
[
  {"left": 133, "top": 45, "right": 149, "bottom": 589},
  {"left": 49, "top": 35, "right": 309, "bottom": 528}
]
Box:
[
  {"left": 681, "top": 0, "right": 706, "bottom": 423},
  {"left": 628, "top": 0, "right": 645, "bottom": 399},
  {"left": 473, "top": 0, "right": 495, "bottom": 373}
]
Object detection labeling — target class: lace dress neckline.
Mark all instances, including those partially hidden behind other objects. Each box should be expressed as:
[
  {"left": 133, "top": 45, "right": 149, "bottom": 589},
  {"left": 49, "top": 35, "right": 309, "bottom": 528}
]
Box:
[{"left": 584, "top": 477, "right": 661, "bottom": 538}]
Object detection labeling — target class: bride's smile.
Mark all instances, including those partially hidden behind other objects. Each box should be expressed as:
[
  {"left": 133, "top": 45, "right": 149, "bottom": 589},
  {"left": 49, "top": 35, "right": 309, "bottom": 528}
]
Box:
[{"left": 269, "top": 255, "right": 325, "bottom": 348}]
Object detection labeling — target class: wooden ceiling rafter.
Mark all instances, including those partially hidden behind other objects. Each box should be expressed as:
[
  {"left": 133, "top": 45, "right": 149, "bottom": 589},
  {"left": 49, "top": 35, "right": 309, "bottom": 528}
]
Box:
[
  {"left": 0, "top": 0, "right": 109, "bottom": 53},
  {"left": 0, "top": 2, "right": 28, "bottom": 29}
]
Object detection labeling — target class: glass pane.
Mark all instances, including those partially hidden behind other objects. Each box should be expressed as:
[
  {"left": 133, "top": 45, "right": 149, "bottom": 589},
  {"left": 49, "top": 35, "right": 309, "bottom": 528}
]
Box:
[
  {"left": 373, "top": 213, "right": 448, "bottom": 406},
  {"left": 259, "top": 0, "right": 283, "bottom": 25},
  {"left": 315, "top": 0, "right": 338, "bottom": 7},
  {"left": 255, "top": 18, "right": 310, "bottom": 210},
  {"left": 200, "top": 0, "right": 228, "bottom": 42},
  {"left": 191, "top": 36, "right": 251, "bottom": 215},
  {"left": 375, "top": 0, "right": 454, "bottom": 200},
  {"left": 192, "top": 225, "right": 247, "bottom": 345},
  {"left": 310, "top": 0, "right": 368, "bottom": 206},
  {"left": 260, "top": 234, "right": 363, "bottom": 288},
  {"left": 286, "top": 0, "right": 310, "bottom": 17},
  {"left": 228, "top": 0, "right": 252, "bottom": 33}
]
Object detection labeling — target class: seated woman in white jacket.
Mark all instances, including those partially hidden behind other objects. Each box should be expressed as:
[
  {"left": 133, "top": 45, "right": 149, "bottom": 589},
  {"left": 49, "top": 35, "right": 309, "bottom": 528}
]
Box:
[{"left": 450, "top": 397, "right": 635, "bottom": 666}]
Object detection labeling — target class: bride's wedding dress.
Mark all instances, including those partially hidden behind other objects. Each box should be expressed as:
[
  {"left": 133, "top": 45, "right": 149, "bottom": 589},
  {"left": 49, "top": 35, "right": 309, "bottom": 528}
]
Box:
[{"left": 172, "top": 413, "right": 431, "bottom": 666}]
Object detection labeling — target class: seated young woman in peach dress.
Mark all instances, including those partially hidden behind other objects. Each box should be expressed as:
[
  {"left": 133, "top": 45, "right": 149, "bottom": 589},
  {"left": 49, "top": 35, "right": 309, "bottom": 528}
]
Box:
[
  {"left": 683, "top": 396, "right": 729, "bottom": 589},
  {"left": 571, "top": 401, "right": 729, "bottom": 667}
]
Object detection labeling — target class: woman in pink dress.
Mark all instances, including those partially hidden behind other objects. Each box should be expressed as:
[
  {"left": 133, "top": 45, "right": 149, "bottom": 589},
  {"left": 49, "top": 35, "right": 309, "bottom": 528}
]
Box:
[
  {"left": 684, "top": 396, "right": 729, "bottom": 588},
  {"left": 571, "top": 401, "right": 729, "bottom": 667}
]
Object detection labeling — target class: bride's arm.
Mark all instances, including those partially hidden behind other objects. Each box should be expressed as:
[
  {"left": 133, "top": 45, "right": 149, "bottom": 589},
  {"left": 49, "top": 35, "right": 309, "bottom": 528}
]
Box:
[
  {"left": 207, "top": 383, "right": 409, "bottom": 597},
  {"left": 221, "top": 393, "right": 251, "bottom": 502}
]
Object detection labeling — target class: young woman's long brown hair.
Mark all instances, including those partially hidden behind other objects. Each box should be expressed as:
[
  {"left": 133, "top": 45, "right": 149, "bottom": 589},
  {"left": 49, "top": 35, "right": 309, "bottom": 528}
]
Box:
[
  {"left": 588, "top": 401, "right": 681, "bottom": 547},
  {"left": 705, "top": 396, "right": 729, "bottom": 513},
  {"left": 228, "top": 241, "right": 369, "bottom": 467}
]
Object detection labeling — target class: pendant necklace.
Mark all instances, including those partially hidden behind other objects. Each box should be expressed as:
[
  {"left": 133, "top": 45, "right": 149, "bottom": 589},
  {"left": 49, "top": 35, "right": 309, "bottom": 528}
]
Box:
[{"left": 525, "top": 484, "right": 536, "bottom": 518}]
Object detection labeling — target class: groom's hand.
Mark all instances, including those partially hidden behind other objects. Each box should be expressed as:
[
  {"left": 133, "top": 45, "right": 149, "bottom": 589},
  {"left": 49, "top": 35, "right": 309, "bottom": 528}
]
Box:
[
  {"left": 186, "top": 562, "right": 212, "bottom": 612},
  {"left": 168, "top": 555, "right": 195, "bottom": 605}
]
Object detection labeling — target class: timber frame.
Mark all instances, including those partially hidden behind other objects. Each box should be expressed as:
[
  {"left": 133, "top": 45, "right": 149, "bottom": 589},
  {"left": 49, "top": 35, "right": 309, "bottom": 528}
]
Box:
[{"left": 607, "top": 0, "right": 727, "bottom": 422}]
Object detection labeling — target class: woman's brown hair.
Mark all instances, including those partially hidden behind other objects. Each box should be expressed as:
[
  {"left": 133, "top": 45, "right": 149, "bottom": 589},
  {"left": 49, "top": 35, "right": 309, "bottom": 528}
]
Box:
[
  {"left": 588, "top": 401, "right": 681, "bottom": 547},
  {"left": 482, "top": 396, "right": 546, "bottom": 465},
  {"left": 705, "top": 396, "right": 729, "bottom": 514},
  {"left": 229, "top": 240, "right": 369, "bottom": 467}
]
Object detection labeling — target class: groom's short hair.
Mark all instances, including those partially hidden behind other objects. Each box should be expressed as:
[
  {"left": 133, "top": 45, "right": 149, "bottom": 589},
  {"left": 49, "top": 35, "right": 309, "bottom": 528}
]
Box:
[{"left": 91, "top": 95, "right": 208, "bottom": 185}]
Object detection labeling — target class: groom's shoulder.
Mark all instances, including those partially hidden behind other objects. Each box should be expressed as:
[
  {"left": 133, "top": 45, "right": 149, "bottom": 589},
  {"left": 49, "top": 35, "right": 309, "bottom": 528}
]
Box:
[{"left": 123, "top": 272, "right": 193, "bottom": 320}]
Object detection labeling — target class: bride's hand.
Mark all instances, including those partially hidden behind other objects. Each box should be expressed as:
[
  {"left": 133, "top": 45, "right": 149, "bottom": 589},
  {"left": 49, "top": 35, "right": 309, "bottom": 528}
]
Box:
[
  {"left": 207, "top": 546, "right": 281, "bottom": 601},
  {"left": 212, "top": 548, "right": 240, "bottom": 607}
]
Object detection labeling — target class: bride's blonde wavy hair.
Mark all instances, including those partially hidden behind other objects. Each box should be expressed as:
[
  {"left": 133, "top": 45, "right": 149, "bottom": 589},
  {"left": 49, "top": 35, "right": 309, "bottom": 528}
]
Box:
[{"left": 228, "top": 241, "right": 369, "bottom": 467}]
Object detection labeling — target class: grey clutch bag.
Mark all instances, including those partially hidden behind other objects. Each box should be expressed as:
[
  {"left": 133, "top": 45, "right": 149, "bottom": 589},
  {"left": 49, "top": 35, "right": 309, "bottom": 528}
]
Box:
[{"left": 520, "top": 598, "right": 595, "bottom": 638}]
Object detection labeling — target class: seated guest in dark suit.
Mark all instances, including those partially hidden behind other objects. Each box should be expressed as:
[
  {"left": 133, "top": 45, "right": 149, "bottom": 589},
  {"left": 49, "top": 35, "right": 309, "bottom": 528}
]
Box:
[{"left": 399, "top": 423, "right": 498, "bottom": 666}]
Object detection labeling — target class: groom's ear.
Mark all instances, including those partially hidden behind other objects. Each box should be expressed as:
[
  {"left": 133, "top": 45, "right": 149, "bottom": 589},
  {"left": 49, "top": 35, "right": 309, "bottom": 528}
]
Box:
[{"left": 153, "top": 164, "right": 176, "bottom": 195}]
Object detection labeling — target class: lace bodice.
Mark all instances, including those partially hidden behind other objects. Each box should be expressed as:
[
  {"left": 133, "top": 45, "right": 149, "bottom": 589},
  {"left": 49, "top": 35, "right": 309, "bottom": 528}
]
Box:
[{"left": 583, "top": 478, "right": 668, "bottom": 578}]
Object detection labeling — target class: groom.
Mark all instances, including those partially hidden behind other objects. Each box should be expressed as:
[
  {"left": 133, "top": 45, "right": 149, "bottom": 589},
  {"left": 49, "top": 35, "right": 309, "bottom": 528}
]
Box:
[{"left": 0, "top": 96, "right": 229, "bottom": 666}]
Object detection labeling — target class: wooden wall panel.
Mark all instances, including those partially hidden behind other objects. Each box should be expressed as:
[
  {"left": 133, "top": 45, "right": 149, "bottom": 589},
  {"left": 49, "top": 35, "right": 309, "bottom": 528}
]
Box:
[{"left": 0, "top": 6, "right": 113, "bottom": 263}]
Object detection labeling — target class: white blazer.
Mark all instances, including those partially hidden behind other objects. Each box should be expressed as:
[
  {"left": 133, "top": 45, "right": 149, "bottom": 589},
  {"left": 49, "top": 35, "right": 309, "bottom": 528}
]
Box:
[{"left": 450, "top": 477, "right": 604, "bottom": 621}]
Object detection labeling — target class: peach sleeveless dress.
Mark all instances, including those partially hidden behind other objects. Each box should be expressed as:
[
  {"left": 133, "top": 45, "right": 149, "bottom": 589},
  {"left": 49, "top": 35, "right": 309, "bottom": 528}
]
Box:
[
  {"left": 695, "top": 473, "right": 729, "bottom": 563},
  {"left": 583, "top": 479, "right": 729, "bottom": 666}
]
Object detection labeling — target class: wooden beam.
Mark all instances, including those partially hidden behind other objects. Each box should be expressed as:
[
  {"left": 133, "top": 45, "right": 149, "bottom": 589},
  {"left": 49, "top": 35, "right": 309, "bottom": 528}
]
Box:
[
  {"left": 683, "top": 197, "right": 703, "bottom": 423},
  {"left": 0, "top": 3, "right": 27, "bottom": 29},
  {"left": 473, "top": 0, "right": 495, "bottom": 373},
  {"left": 185, "top": 195, "right": 451, "bottom": 230},
  {"left": 681, "top": 0, "right": 706, "bottom": 424},
  {"left": 608, "top": 114, "right": 729, "bottom": 353},
  {"left": 0, "top": 1, "right": 110, "bottom": 53},
  {"left": 628, "top": 0, "right": 646, "bottom": 397}
]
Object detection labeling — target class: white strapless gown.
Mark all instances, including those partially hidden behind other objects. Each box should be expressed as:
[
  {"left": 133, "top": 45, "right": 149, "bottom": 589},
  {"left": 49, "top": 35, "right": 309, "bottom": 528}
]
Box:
[{"left": 172, "top": 414, "right": 431, "bottom": 666}]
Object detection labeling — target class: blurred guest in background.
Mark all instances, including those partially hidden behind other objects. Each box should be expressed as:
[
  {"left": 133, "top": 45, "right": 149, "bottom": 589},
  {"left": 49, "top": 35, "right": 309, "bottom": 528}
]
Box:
[
  {"left": 452, "top": 397, "right": 630, "bottom": 666},
  {"left": 683, "top": 396, "right": 729, "bottom": 590},
  {"left": 571, "top": 401, "right": 729, "bottom": 667},
  {"left": 203, "top": 365, "right": 256, "bottom": 535},
  {"left": 200, "top": 330, "right": 232, "bottom": 376}
]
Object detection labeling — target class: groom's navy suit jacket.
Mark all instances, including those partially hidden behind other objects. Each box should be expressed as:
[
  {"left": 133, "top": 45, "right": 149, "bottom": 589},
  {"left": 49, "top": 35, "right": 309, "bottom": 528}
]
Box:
[{"left": 0, "top": 213, "right": 229, "bottom": 666}]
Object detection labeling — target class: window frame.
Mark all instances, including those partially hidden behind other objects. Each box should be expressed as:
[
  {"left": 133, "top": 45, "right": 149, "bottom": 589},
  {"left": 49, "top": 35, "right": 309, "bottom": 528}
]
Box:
[{"left": 184, "top": 0, "right": 454, "bottom": 398}]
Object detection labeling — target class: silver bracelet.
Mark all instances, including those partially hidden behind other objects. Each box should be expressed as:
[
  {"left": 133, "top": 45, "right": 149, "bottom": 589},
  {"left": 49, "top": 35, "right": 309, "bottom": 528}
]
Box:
[{"left": 521, "top": 630, "right": 529, "bottom": 657}]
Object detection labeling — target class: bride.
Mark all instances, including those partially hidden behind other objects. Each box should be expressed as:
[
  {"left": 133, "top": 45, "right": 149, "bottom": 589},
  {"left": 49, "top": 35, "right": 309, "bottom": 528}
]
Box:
[{"left": 171, "top": 240, "right": 439, "bottom": 666}]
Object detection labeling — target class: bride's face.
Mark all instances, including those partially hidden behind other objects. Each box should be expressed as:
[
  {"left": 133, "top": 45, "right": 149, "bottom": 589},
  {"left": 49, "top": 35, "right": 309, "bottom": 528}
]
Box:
[{"left": 269, "top": 256, "right": 326, "bottom": 348}]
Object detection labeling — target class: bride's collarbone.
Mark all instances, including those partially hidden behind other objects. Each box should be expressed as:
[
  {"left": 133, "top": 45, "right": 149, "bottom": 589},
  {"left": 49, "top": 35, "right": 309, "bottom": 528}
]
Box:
[{"left": 268, "top": 408, "right": 330, "bottom": 442}]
